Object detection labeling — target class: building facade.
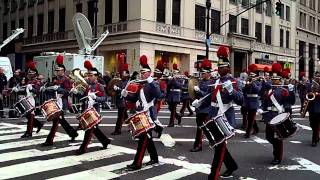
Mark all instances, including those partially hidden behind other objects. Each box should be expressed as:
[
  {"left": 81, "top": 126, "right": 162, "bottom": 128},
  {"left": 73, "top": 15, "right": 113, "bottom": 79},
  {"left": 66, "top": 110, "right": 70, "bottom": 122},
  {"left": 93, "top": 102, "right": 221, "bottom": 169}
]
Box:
[
  {"left": 0, "top": 0, "right": 298, "bottom": 78},
  {"left": 296, "top": 0, "right": 320, "bottom": 79}
]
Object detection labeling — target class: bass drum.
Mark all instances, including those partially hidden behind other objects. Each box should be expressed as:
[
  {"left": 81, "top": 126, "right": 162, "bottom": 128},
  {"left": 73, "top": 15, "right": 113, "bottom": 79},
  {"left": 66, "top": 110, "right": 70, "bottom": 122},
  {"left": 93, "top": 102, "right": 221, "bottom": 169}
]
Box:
[
  {"left": 107, "top": 78, "right": 122, "bottom": 96},
  {"left": 188, "top": 77, "right": 199, "bottom": 100}
]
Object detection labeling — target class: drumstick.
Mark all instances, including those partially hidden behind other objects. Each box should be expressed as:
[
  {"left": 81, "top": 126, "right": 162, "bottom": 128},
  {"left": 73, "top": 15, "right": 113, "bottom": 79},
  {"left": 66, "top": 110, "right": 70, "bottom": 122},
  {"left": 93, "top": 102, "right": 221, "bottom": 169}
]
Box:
[{"left": 79, "top": 92, "right": 98, "bottom": 101}]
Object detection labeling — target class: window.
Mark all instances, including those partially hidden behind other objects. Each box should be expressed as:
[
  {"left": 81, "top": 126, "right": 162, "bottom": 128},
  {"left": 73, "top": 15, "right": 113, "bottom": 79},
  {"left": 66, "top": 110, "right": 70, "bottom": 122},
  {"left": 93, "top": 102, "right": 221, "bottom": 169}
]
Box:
[
  {"left": 242, "top": 0, "right": 249, "bottom": 7},
  {"left": 309, "top": 16, "right": 315, "bottom": 32},
  {"left": 3, "top": 0, "right": 9, "bottom": 14},
  {"left": 37, "top": 14, "right": 43, "bottom": 36},
  {"left": 265, "top": 25, "right": 271, "bottom": 45},
  {"left": 157, "top": 0, "right": 165, "bottom": 23},
  {"left": 229, "top": 15, "right": 237, "bottom": 33},
  {"left": 229, "top": 0, "right": 236, "bottom": 4},
  {"left": 105, "top": 0, "right": 112, "bottom": 24},
  {"left": 299, "top": 12, "right": 303, "bottom": 27},
  {"left": 310, "top": 0, "right": 315, "bottom": 10},
  {"left": 318, "top": 20, "right": 320, "bottom": 34},
  {"left": 172, "top": 0, "right": 181, "bottom": 26},
  {"left": 19, "top": 19, "right": 24, "bottom": 38},
  {"left": 19, "top": 0, "right": 26, "bottom": 10},
  {"left": 59, "top": 8, "right": 65, "bottom": 32},
  {"left": 88, "top": 1, "right": 95, "bottom": 26},
  {"left": 286, "top": 6, "right": 290, "bottom": 21},
  {"left": 28, "top": 0, "right": 36, "bottom": 7},
  {"left": 211, "top": 9, "right": 220, "bottom": 34},
  {"left": 11, "top": 21, "right": 15, "bottom": 31},
  {"left": 286, "top": 31, "right": 290, "bottom": 48},
  {"left": 255, "top": 22, "right": 262, "bottom": 42},
  {"left": 280, "top": 4, "right": 285, "bottom": 20},
  {"left": 3, "top": 23, "right": 8, "bottom": 39},
  {"left": 28, "top": 16, "right": 33, "bottom": 37},
  {"left": 195, "top": 5, "right": 205, "bottom": 31},
  {"left": 241, "top": 18, "right": 249, "bottom": 35},
  {"left": 38, "top": 0, "right": 44, "bottom": 4},
  {"left": 76, "top": 3, "right": 82, "bottom": 13},
  {"left": 256, "top": 0, "right": 262, "bottom": 14},
  {"left": 48, "top": 11, "right": 54, "bottom": 34},
  {"left": 119, "top": 0, "right": 127, "bottom": 22},
  {"left": 266, "top": 1, "right": 272, "bottom": 17},
  {"left": 280, "top": 29, "right": 284, "bottom": 47},
  {"left": 11, "top": 0, "right": 18, "bottom": 12},
  {"left": 300, "top": 0, "right": 306, "bottom": 6}
]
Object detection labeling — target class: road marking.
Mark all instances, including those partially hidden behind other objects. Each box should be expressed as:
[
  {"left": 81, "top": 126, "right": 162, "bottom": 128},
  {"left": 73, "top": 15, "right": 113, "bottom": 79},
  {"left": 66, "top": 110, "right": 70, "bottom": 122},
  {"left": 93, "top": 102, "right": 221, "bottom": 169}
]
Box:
[
  {"left": 297, "top": 124, "right": 312, "bottom": 131},
  {"left": 159, "top": 134, "right": 176, "bottom": 147},
  {"left": 290, "top": 141, "right": 302, "bottom": 144},
  {"left": 0, "top": 129, "right": 25, "bottom": 134},
  {"left": 268, "top": 157, "right": 320, "bottom": 175},
  {"left": 0, "top": 131, "right": 49, "bottom": 141},
  {"left": 146, "top": 168, "right": 197, "bottom": 180}
]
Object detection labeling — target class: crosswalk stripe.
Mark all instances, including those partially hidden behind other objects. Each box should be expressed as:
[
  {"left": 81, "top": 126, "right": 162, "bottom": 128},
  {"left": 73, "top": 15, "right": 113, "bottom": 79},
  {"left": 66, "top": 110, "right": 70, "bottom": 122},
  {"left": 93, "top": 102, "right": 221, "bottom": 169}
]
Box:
[
  {"left": 0, "top": 145, "right": 128, "bottom": 179},
  {"left": 0, "top": 129, "right": 25, "bottom": 135},
  {"left": 146, "top": 168, "right": 197, "bottom": 180}
]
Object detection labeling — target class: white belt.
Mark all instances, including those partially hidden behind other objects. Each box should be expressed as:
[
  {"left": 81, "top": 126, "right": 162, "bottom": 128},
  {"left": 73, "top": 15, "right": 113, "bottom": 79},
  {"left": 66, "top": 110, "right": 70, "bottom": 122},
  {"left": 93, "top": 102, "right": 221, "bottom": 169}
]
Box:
[
  {"left": 170, "top": 89, "right": 181, "bottom": 92},
  {"left": 267, "top": 107, "right": 279, "bottom": 112},
  {"left": 247, "top": 94, "right": 258, "bottom": 97},
  {"left": 211, "top": 102, "right": 232, "bottom": 109}
]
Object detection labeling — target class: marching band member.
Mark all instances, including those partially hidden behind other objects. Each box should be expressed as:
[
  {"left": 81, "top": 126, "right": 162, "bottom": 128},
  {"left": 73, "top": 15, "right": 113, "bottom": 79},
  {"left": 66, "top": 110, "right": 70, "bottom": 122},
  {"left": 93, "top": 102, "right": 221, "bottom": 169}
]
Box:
[
  {"left": 261, "top": 63, "right": 295, "bottom": 164},
  {"left": 76, "top": 61, "right": 111, "bottom": 154},
  {"left": 166, "top": 63, "right": 182, "bottom": 127},
  {"left": 190, "top": 58, "right": 214, "bottom": 152},
  {"left": 122, "top": 55, "right": 161, "bottom": 170},
  {"left": 243, "top": 72, "right": 261, "bottom": 138},
  {"left": 307, "top": 71, "right": 320, "bottom": 147},
  {"left": 111, "top": 64, "right": 129, "bottom": 135},
  {"left": 282, "top": 68, "right": 295, "bottom": 117},
  {"left": 42, "top": 55, "right": 78, "bottom": 146},
  {"left": 180, "top": 71, "right": 193, "bottom": 117},
  {"left": 239, "top": 69, "right": 248, "bottom": 129},
  {"left": 20, "top": 61, "right": 43, "bottom": 138},
  {"left": 208, "top": 46, "right": 243, "bottom": 179},
  {"left": 297, "top": 72, "right": 307, "bottom": 113}
]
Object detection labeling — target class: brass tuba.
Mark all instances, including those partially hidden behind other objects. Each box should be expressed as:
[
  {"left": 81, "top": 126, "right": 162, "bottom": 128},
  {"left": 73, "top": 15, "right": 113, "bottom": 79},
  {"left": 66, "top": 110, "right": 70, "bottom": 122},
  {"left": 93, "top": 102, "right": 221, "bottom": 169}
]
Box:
[
  {"left": 301, "top": 80, "right": 319, "bottom": 118},
  {"left": 70, "top": 68, "right": 88, "bottom": 94}
]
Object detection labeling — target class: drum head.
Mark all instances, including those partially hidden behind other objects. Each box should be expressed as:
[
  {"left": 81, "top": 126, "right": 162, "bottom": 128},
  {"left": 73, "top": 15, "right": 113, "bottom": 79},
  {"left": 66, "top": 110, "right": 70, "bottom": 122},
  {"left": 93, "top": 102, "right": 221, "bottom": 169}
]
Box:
[{"left": 270, "top": 113, "right": 290, "bottom": 125}]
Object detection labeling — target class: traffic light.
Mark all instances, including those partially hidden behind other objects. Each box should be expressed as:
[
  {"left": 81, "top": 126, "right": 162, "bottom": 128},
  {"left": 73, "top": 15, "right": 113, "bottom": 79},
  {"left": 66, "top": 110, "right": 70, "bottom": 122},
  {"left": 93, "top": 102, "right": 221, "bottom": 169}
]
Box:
[{"left": 275, "top": 1, "right": 282, "bottom": 16}]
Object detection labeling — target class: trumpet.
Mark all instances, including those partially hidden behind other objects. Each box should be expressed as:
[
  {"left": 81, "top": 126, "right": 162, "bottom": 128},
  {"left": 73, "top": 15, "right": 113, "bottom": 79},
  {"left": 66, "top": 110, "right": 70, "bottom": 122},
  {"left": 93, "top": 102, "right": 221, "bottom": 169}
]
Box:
[{"left": 173, "top": 75, "right": 189, "bottom": 80}]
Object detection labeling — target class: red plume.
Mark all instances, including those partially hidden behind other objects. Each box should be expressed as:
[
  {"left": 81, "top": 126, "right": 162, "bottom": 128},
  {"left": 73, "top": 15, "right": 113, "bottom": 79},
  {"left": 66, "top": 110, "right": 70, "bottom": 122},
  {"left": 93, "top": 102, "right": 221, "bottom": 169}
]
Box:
[
  {"left": 123, "top": 63, "right": 129, "bottom": 71},
  {"left": 156, "top": 60, "right": 164, "bottom": 70},
  {"left": 84, "top": 60, "right": 93, "bottom": 70},
  {"left": 248, "top": 64, "right": 258, "bottom": 72},
  {"left": 139, "top": 55, "right": 148, "bottom": 66},
  {"left": 264, "top": 66, "right": 271, "bottom": 72},
  {"left": 299, "top": 71, "right": 305, "bottom": 77},
  {"left": 282, "top": 71, "right": 289, "bottom": 78},
  {"left": 27, "top": 61, "right": 36, "bottom": 70},
  {"left": 272, "top": 63, "right": 282, "bottom": 73},
  {"left": 201, "top": 58, "right": 212, "bottom": 69},
  {"left": 56, "top": 55, "right": 64, "bottom": 65},
  {"left": 184, "top": 71, "right": 189, "bottom": 76},
  {"left": 173, "top": 63, "right": 178, "bottom": 70},
  {"left": 283, "top": 68, "right": 290, "bottom": 74},
  {"left": 217, "top": 46, "right": 229, "bottom": 59}
]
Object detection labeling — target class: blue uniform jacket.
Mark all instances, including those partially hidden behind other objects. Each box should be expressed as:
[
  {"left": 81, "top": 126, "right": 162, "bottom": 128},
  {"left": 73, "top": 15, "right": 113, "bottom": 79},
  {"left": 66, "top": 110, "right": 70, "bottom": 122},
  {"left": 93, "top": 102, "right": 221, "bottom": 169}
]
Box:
[
  {"left": 180, "top": 79, "right": 190, "bottom": 100},
  {"left": 242, "top": 81, "right": 262, "bottom": 110},
  {"left": 195, "top": 78, "right": 215, "bottom": 114},
  {"left": 166, "top": 78, "right": 182, "bottom": 103},
  {"left": 307, "top": 81, "right": 320, "bottom": 113},
  {"left": 115, "top": 79, "right": 128, "bottom": 108}
]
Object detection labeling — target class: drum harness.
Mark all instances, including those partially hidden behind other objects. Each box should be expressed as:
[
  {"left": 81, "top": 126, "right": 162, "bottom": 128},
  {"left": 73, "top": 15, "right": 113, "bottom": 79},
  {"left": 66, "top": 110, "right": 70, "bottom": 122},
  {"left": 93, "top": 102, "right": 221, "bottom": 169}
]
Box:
[{"left": 268, "top": 89, "right": 284, "bottom": 114}]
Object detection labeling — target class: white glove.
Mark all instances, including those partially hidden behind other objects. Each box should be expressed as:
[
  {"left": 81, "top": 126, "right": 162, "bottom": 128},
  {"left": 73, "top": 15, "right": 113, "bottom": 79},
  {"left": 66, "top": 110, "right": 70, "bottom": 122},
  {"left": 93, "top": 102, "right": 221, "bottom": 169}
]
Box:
[
  {"left": 88, "top": 92, "right": 97, "bottom": 99},
  {"left": 12, "top": 87, "right": 19, "bottom": 92},
  {"left": 71, "top": 88, "right": 78, "bottom": 94},
  {"left": 168, "top": 76, "right": 173, "bottom": 80},
  {"left": 27, "top": 84, "right": 33, "bottom": 91},
  {"left": 147, "top": 76, "right": 153, "bottom": 83},
  {"left": 192, "top": 99, "right": 200, "bottom": 108},
  {"left": 223, "top": 80, "right": 233, "bottom": 94},
  {"left": 113, "top": 85, "right": 120, "bottom": 91},
  {"left": 257, "top": 109, "right": 264, "bottom": 115},
  {"left": 53, "top": 85, "right": 59, "bottom": 90},
  {"left": 121, "top": 89, "right": 128, "bottom": 97},
  {"left": 194, "top": 86, "right": 200, "bottom": 92},
  {"left": 288, "top": 84, "right": 294, "bottom": 92},
  {"left": 88, "top": 97, "right": 95, "bottom": 108}
]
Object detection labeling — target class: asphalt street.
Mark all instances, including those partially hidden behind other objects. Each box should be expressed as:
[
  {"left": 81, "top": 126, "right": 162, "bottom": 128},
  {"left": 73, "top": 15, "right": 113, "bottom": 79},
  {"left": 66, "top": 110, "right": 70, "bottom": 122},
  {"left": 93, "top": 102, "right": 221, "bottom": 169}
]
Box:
[{"left": 0, "top": 103, "right": 320, "bottom": 180}]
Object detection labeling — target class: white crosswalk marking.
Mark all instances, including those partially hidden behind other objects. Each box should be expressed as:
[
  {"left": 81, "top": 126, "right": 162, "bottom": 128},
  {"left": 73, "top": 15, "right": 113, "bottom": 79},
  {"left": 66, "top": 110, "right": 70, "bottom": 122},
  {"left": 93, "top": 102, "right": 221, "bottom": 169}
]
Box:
[{"left": 146, "top": 168, "right": 197, "bottom": 180}]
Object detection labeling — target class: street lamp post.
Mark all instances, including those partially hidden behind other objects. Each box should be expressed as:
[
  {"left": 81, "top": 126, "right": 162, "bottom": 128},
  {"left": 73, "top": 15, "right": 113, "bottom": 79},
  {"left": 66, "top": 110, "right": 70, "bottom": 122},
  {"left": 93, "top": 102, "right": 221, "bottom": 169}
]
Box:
[
  {"left": 93, "top": 0, "right": 98, "bottom": 55},
  {"left": 205, "top": 0, "right": 211, "bottom": 59}
]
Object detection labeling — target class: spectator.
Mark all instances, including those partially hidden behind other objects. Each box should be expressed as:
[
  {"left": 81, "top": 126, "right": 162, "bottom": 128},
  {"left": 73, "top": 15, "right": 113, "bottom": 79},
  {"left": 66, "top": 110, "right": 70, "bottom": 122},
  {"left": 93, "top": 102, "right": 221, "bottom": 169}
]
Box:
[
  {"left": 0, "top": 67, "right": 8, "bottom": 118},
  {"left": 103, "top": 71, "right": 112, "bottom": 86},
  {"left": 9, "top": 69, "right": 22, "bottom": 88}
]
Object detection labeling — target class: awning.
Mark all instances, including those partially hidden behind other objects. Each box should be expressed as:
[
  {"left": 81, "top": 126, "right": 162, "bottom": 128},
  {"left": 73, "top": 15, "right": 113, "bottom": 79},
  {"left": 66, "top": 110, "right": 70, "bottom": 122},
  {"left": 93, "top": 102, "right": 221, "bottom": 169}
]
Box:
[{"left": 248, "top": 64, "right": 272, "bottom": 72}]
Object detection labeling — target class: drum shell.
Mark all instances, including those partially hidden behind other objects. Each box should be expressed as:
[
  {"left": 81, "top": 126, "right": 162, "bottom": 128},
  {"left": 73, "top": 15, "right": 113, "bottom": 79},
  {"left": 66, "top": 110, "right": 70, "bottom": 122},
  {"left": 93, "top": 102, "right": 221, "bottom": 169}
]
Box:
[
  {"left": 14, "top": 97, "right": 35, "bottom": 117},
  {"left": 41, "top": 99, "right": 63, "bottom": 122},
  {"left": 77, "top": 107, "right": 102, "bottom": 131},
  {"left": 126, "top": 111, "right": 154, "bottom": 138},
  {"left": 270, "top": 116, "right": 298, "bottom": 139}
]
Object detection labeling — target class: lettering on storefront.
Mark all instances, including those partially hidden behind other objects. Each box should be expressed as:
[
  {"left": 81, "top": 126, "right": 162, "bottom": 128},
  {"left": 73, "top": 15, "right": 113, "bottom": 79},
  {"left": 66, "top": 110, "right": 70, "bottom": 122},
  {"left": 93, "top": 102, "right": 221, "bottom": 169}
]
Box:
[
  {"left": 156, "top": 23, "right": 181, "bottom": 36},
  {"left": 195, "top": 31, "right": 225, "bottom": 44}
]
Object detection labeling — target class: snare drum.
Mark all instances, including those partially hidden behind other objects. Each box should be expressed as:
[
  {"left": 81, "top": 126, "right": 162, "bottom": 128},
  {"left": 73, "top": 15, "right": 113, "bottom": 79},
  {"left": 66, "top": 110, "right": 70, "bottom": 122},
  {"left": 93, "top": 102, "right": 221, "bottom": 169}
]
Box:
[
  {"left": 126, "top": 83, "right": 141, "bottom": 103},
  {"left": 200, "top": 114, "right": 235, "bottom": 147},
  {"left": 14, "top": 96, "right": 35, "bottom": 117},
  {"left": 77, "top": 107, "right": 102, "bottom": 131},
  {"left": 269, "top": 113, "right": 298, "bottom": 139},
  {"left": 126, "top": 111, "right": 155, "bottom": 138},
  {"left": 41, "top": 99, "right": 63, "bottom": 121}
]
